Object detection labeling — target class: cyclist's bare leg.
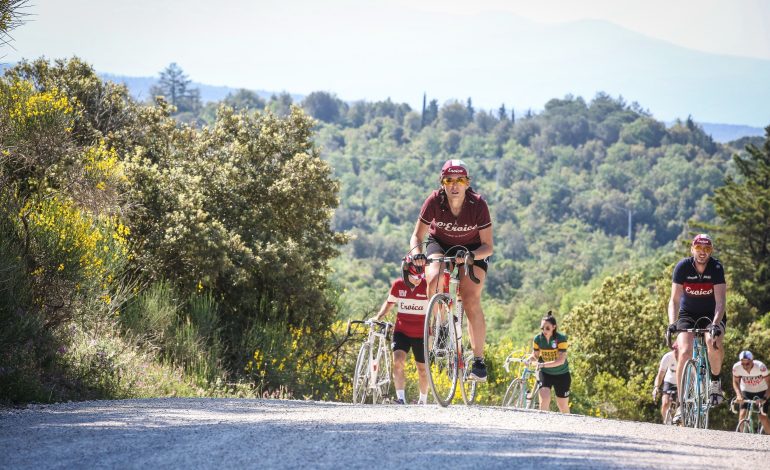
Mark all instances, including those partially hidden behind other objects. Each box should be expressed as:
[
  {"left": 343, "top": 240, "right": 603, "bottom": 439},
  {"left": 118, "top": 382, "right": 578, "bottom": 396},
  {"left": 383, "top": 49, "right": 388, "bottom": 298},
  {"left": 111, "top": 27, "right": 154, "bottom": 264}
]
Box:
[
  {"left": 539, "top": 387, "right": 552, "bottom": 411},
  {"left": 759, "top": 411, "right": 770, "bottom": 432},
  {"left": 738, "top": 407, "right": 747, "bottom": 421},
  {"left": 459, "top": 267, "right": 486, "bottom": 357},
  {"left": 675, "top": 332, "right": 694, "bottom": 394},
  {"left": 425, "top": 255, "right": 443, "bottom": 296},
  {"left": 661, "top": 393, "right": 672, "bottom": 421},
  {"left": 415, "top": 361, "right": 429, "bottom": 395},
  {"left": 705, "top": 331, "right": 724, "bottom": 377},
  {"left": 555, "top": 396, "right": 569, "bottom": 413},
  {"left": 393, "top": 350, "right": 407, "bottom": 391}
]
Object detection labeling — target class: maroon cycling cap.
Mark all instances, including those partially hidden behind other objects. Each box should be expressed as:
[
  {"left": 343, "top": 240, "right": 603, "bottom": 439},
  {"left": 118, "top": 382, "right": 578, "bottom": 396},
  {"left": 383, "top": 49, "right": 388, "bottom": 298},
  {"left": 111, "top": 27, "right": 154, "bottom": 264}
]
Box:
[
  {"left": 441, "top": 159, "right": 469, "bottom": 178},
  {"left": 407, "top": 262, "right": 424, "bottom": 279},
  {"left": 691, "top": 233, "right": 713, "bottom": 247}
]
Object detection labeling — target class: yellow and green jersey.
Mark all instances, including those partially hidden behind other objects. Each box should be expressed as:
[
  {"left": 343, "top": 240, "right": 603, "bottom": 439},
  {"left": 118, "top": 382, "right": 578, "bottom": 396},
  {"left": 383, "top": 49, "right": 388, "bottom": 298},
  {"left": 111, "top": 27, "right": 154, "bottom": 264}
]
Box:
[{"left": 533, "top": 331, "right": 569, "bottom": 375}]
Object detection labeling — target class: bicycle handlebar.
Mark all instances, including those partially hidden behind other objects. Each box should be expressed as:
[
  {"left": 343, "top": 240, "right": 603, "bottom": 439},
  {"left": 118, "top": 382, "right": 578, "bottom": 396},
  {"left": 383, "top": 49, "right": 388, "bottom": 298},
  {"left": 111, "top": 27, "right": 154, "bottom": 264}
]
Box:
[
  {"left": 665, "top": 327, "right": 718, "bottom": 350},
  {"left": 401, "top": 254, "right": 480, "bottom": 289},
  {"left": 730, "top": 397, "right": 768, "bottom": 415},
  {"left": 346, "top": 319, "right": 394, "bottom": 337},
  {"left": 503, "top": 354, "right": 540, "bottom": 373}
]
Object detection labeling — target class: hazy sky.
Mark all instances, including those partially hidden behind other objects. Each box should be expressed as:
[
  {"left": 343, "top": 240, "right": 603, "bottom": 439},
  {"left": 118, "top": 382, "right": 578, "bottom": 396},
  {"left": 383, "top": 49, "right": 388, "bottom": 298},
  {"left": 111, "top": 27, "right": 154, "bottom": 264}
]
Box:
[{"left": 4, "top": 1, "right": 770, "bottom": 124}]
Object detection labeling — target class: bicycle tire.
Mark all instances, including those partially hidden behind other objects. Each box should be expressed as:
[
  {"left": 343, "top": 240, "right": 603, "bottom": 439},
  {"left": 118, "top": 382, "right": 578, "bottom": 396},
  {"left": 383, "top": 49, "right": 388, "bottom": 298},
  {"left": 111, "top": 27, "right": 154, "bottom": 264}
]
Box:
[
  {"left": 502, "top": 378, "right": 526, "bottom": 408},
  {"left": 423, "top": 293, "right": 458, "bottom": 407},
  {"left": 664, "top": 404, "right": 676, "bottom": 425},
  {"left": 460, "top": 350, "right": 477, "bottom": 405},
  {"left": 697, "top": 368, "right": 709, "bottom": 429},
  {"left": 374, "top": 343, "right": 392, "bottom": 404},
  {"left": 736, "top": 419, "right": 752, "bottom": 433},
  {"left": 352, "top": 343, "right": 371, "bottom": 404},
  {"left": 528, "top": 383, "right": 541, "bottom": 409},
  {"left": 680, "top": 359, "right": 699, "bottom": 428}
]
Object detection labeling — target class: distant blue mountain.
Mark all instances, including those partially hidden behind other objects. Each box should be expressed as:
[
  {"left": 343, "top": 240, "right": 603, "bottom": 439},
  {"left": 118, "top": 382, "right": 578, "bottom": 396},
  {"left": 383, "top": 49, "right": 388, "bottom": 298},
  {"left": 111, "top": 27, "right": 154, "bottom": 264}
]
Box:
[{"left": 99, "top": 72, "right": 303, "bottom": 104}]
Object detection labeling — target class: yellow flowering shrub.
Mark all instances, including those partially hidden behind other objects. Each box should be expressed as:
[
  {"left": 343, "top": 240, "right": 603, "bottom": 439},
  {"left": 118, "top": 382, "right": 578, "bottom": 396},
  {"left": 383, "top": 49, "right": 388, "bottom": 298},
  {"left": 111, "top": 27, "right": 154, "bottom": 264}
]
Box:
[
  {"left": 1, "top": 78, "right": 74, "bottom": 137},
  {"left": 22, "top": 196, "right": 129, "bottom": 300}
]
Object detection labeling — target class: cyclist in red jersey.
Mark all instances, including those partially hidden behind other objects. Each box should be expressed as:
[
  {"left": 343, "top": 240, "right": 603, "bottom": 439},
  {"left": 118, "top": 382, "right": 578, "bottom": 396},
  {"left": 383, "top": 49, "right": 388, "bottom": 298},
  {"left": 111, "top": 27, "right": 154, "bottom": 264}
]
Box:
[
  {"left": 410, "top": 159, "right": 493, "bottom": 381},
  {"left": 370, "top": 263, "right": 430, "bottom": 405}
]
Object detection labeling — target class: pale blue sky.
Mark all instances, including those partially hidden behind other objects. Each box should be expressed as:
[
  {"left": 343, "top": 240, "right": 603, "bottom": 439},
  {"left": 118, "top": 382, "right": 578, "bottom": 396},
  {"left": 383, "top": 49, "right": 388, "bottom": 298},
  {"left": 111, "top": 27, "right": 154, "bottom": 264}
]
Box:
[{"left": 4, "top": 1, "right": 770, "bottom": 125}]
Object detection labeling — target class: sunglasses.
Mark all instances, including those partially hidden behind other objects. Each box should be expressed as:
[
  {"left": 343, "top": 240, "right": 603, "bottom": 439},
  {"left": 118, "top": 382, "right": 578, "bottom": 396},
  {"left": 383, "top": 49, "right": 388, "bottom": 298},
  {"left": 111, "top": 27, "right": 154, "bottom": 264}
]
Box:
[
  {"left": 441, "top": 176, "right": 470, "bottom": 186},
  {"left": 541, "top": 325, "right": 553, "bottom": 332},
  {"left": 692, "top": 245, "right": 713, "bottom": 254}
]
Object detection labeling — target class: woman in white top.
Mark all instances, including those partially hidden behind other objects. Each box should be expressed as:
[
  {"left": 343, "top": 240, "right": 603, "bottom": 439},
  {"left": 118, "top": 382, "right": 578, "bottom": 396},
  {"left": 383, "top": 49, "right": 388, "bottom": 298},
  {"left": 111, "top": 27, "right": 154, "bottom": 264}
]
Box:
[{"left": 732, "top": 350, "right": 770, "bottom": 432}]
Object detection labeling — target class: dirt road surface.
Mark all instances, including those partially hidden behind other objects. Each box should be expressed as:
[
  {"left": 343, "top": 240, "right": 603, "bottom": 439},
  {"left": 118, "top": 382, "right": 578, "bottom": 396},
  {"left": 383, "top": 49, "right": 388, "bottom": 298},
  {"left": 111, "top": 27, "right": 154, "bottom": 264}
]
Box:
[{"left": 2, "top": 398, "right": 768, "bottom": 468}]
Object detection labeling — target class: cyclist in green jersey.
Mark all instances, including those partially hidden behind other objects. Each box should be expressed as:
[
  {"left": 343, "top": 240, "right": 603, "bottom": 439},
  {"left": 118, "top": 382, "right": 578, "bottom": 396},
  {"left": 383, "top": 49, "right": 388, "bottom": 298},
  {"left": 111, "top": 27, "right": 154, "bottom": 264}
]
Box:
[{"left": 527, "top": 311, "right": 570, "bottom": 413}]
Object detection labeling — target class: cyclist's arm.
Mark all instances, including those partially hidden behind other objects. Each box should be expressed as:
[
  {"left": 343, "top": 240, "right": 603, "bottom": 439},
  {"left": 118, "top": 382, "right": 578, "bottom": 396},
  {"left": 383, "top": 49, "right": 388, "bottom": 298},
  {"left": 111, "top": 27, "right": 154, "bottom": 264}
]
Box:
[
  {"left": 654, "top": 367, "right": 666, "bottom": 390},
  {"left": 713, "top": 283, "right": 726, "bottom": 325},
  {"left": 732, "top": 374, "right": 742, "bottom": 399},
  {"left": 373, "top": 300, "right": 394, "bottom": 322},
  {"left": 764, "top": 375, "right": 770, "bottom": 401},
  {"left": 542, "top": 350, "right": 567, "bottom": 368},
  {"left": 667, "top": 283, "right": 683, "bottom": 325},
  {"left": 409, "top": 220, "right": 429, "bottom": 257},
  {"left": 472, "top": 226, "right": 493, "bottom": 260}
]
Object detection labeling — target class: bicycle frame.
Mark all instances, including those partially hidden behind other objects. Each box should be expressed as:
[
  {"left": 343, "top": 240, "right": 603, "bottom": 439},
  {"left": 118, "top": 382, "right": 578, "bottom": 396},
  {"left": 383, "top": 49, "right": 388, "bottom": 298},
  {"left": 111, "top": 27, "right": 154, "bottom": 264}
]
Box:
[
  {"left": 419, "top": 255, "right": 477, "bottom": 406},
  {"left": 730, "top": 398, "right": 768, "bottom": 433},
  {"left": 670, "top": 328, "right": 712, "bottom": 429},
  {"left": 348, "top": 320, "right": 393, "bottom": 404},
  {"left": 502, "top": 355, "right": 542, "bottom": 409}
]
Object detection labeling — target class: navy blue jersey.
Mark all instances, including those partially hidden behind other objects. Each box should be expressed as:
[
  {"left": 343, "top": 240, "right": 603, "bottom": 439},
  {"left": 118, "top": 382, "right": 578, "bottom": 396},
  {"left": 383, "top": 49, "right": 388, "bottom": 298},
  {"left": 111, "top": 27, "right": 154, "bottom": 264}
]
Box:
[{"left": 672, "top": 257, "right": 726, "bottom": 316}]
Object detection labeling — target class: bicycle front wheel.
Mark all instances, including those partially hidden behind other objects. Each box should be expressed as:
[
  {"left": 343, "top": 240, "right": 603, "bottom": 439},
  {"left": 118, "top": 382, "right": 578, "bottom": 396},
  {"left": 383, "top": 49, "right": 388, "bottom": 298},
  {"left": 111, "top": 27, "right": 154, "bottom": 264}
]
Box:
[
  {"left": 423, "top": 293, "right": 458, "bottom": 407},
  {"left": 736, "top": 419, "right": 752, "bottom": 433},
  {"left": 680, "top": 359, "right": 699, "bottom": 428},
  {"left": 352, "top": 343, "right": 371, "bottom": 404},
  {"left": 528, "top": 383, "right": 541, "bottom": 409},
  {"left": 502, "top": 378, "right": 526, "bottom": 408}
]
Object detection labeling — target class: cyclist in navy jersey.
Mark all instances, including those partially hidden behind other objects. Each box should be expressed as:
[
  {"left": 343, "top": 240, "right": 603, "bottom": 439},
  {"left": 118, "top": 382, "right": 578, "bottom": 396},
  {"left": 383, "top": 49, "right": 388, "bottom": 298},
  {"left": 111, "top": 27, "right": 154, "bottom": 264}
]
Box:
[
  {"left": 409, "top": 159, "right": 493, "bottom": 382},
  {"left": 667, "top": 234, "right": 727, "bottom": 422}
]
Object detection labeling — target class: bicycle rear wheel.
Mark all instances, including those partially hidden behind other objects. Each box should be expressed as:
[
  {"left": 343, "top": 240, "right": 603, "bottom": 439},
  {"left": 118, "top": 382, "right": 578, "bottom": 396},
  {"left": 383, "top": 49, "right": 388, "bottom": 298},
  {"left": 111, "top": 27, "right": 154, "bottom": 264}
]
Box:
[
  {"left": 460, "top": 350, "right": 477, "bottom": 405},
  {"left": 680, "top": 359, "right": 699, "bottom": 428},
  {"left": 736, "top": 419, "right": 752, "bottom": 433},
  {"left": 352, "top": 343, "right": 371, "bottom": 404},
  {"left": 423, "top": 293, "right": 458, "bottom": 407},
  {"left": 374, "top": 344, "right": 392, "bottom": 404},
  {"left": 697, "top": 369, "right": 709, "bottom": 429},
  {"left": 502, "top": 378, "right": 526, "bottom": 408}
]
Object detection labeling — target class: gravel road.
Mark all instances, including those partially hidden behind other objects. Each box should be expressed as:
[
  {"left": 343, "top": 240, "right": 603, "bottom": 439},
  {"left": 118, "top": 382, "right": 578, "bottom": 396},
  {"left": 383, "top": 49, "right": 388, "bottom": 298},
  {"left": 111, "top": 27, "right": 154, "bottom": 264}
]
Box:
[{"left": 1, "top": 398, "right": 768, "bottom": 469}]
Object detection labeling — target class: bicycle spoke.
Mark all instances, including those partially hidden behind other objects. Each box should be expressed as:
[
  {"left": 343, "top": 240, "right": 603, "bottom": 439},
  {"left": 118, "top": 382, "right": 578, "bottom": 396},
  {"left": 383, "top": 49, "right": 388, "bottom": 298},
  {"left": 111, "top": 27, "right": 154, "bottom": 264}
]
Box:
[
  {"left": 352, "top": 343, "right": 371, "bottom": 404},
  {"left": 424, "top": 294, "right": 457, "bottom": 407}
]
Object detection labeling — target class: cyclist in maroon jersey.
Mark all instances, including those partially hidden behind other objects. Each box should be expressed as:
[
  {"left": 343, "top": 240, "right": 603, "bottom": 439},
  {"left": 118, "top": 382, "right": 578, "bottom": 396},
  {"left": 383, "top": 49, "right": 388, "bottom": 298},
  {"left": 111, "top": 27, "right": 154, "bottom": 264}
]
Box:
[
  {"left": 409, "top": 159, "right": 493, "bottom": 381},
  {"left": 370, "top": 263, "right": 430, "bottom": 405},
  {"left": 667, "top": 233, "right": 727, "bottom": 423}
]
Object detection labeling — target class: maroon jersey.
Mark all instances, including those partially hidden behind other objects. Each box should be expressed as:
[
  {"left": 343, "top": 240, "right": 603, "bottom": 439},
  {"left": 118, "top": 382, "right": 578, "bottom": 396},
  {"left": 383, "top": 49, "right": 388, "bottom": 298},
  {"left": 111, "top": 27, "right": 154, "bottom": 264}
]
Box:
[
  {"left": 387, "top": 278, "right": 429, "bottom": 338},
  {"left": 418, "top": 189, "right": 492, "bottom": 246}
]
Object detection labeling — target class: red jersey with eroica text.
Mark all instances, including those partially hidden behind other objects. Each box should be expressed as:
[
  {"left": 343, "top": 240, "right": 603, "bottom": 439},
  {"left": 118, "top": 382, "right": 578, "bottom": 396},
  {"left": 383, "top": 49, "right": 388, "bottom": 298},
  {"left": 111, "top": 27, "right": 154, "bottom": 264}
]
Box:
[
  {"left": 387, "top": 278, "right": 429, "bottom": 338},
  {"left": 418, "top": 189, "right": 492, "bottom": 246},
  {"left": 672, "top": 257, "right": 726, "bottom": 316}
]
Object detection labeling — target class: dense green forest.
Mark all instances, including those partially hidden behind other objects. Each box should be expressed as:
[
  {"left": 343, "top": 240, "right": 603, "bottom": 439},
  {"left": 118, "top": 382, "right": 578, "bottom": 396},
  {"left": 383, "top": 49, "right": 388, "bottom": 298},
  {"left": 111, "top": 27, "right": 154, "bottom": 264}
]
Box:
[{"left": 2, "top": 56, "right": 770, "bottom": 431}]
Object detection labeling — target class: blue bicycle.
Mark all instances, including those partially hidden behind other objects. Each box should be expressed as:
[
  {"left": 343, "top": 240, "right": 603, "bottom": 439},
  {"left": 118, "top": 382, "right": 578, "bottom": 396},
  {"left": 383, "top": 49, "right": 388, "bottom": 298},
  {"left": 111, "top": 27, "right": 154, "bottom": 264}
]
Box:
[{"left": 667, "top": 326, "right": 713, "bottom": 429}]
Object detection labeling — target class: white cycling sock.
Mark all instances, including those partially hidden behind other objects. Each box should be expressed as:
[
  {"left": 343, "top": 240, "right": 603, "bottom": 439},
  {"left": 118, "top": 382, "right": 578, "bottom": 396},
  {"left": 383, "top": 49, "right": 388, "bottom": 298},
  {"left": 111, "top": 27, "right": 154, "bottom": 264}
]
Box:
[
  {"left": 419, "top": 392, "right": 428, "bottom": 404},
  {"left": 396, "top": 390, "right": 405, "bottom": 401}
]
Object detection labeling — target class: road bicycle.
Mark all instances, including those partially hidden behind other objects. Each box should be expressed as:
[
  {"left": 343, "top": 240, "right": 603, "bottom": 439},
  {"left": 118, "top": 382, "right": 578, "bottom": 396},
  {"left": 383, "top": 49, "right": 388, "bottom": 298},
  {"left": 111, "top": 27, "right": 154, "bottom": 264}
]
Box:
[
  {"left": 730, "top": 397, "right": 767, "bottom": 434},
  {"left": 347, "top": 319, "right": 394, "bottom": 404},
  {"left": 662, "top": 389, "right": 680, "bottom": 425},
  {"left": 501, "top": 354, "right": 541, "bottom": 409},
  {"left": 410, "top": 252, "right": 480, "bottom": 407},
  {"left": 667, "top": 325, "right": 715, "bottom": 429}
]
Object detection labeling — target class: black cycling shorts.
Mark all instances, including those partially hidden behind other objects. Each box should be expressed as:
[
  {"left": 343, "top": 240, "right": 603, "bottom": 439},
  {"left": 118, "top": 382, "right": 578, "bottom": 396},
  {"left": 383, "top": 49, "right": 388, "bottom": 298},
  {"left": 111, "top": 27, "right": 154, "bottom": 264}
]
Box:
[
  {"left": 676, "top": 311, "right": 727, "bottom": 334},
  {"left": 425, "top": 236, "right": 488, "bottom": 272},
  {"left": 392, "top": 331, "right": 425, "bottom": 364},
  {"left": 662, "top": 381, "right": 678, "bottom": 400},
  {"left": 539, "top": 371, "right": 571, "bottom": 398},
  {"left": 741, "top": 391, "right": 770, "bottom": 413}
]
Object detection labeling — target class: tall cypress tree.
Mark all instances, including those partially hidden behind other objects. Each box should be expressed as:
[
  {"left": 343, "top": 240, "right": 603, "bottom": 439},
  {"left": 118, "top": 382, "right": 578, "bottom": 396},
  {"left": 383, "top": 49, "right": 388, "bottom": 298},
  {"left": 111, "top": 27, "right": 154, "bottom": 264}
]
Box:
[{"left": 710, "top": 126, "right": 770, "bottom": 313}]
